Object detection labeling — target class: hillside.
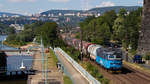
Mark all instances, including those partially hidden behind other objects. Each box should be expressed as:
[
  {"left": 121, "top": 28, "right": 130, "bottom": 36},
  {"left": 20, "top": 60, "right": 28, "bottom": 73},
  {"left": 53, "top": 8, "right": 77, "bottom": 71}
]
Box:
[
  {"left": 41, "top": 6, "right": 140, "bottom": 15},
  {"left": 41, "top": 10, "right": 83, "bottom": 16},
  {"left": 88, "top": 6, "right": 140, "bottom": 14},
  {"left": 0, "top": 12, "right": 22, "bottom": 16}
]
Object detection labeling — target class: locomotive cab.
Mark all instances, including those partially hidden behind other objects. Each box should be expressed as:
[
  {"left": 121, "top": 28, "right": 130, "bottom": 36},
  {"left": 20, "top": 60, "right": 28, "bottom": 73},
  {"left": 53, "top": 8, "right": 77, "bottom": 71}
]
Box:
[
  {"left": 96, "top": 48, "right": 123, "bottom": 71},
  {"left": 107, "top": 52, "right": 122, "bottom": 70}
]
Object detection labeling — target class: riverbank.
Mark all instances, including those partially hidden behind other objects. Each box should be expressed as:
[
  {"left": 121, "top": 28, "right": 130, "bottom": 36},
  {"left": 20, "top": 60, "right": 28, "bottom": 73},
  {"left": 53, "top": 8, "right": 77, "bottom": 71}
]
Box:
[
  {"left": 3, "top": 41, "right": 35, "bottom": 49},
  {"left": 3, "top": 41, "right": 23, "bottom": 48}
]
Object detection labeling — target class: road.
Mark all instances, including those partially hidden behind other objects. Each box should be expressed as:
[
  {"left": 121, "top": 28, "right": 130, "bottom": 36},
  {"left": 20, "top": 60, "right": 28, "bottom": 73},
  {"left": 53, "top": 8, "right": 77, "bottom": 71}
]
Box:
[{"left": 55, "top": 49, "right": 89, "bottom": 84}]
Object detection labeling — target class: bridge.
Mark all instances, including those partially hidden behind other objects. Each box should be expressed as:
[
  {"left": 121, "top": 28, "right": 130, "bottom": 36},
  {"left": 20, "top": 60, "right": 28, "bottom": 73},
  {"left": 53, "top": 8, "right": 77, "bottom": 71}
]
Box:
[
  {"left": 0, "top": 69, "right": 36, "bottom": 80},
  {"left": 0, "top": 49, "right": 37, "bottom": 52},
  {"left": 0, "top": 46, "right": 40, "bottom": 56},
  {"left": 0, "top": 69, "right": 36, "bottom": 76}
]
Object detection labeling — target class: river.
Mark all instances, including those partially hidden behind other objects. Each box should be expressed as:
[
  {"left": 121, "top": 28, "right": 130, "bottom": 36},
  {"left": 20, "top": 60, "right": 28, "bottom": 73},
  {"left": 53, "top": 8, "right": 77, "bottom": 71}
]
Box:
[{"left": 0, "top": 35, "right": 32, "bottom": 84}]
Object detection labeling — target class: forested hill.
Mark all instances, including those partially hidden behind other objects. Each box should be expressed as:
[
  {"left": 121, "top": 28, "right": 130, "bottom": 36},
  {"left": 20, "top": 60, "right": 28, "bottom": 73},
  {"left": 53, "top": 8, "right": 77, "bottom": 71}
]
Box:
[
  {"left": 41, "top": 6, "right": 140, "bottom": 15},
  {"left": 0, "top": 12, "right": 22, "bottom": 16},
  {"left": 41, "top": 10, "right": 83, "bottom": 16},
  {"left": 88, "top": 6, "right": 140, "bottom": 14}
]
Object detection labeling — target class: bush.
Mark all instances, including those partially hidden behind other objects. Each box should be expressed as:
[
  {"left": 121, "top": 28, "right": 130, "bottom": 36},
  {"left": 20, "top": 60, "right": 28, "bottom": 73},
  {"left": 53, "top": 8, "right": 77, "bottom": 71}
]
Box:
[
  {"left": 101, "top": 78, "right": 110, "bottom": 84},
  {"left": 64, "top": 75, "right": 73, "bottom": 84},
  {"left": 144, "top": 52, "right": 150, "bottom": 60}
]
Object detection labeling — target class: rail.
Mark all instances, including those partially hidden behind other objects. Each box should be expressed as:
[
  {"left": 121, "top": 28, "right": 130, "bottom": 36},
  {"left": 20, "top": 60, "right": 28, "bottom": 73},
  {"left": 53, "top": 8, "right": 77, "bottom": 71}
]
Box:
[{"left": 54, "top": 47, "right": 101, "bottom": 84}]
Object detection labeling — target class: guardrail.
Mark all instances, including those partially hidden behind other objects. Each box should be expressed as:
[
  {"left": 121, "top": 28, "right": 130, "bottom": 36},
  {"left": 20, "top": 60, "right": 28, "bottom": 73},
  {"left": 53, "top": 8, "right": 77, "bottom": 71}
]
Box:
[{"left": 54, "top": 47, "right": 101, "bottom": 84}]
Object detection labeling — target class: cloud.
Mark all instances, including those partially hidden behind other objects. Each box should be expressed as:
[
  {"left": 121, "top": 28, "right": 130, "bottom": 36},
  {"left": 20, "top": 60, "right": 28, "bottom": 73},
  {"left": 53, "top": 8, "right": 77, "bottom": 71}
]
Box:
[
  {"left": 48, "top": 0, "right": 70, "bottom": 3},
  {"left": 8, "top": 0, "right": 37, "bottom": 3},
  {"left": 96, "top": 1, "right": 115, "bottom": 8},
  {"left": 137, "top": 1, "right": 143, "bottom": 4}
]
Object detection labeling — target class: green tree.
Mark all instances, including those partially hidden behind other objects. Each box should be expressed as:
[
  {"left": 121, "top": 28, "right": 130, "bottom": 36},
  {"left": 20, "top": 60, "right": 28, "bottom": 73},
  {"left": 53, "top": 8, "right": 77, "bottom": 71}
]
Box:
[
  {"left": 124, "top": 8, "right": 142, "bottom": 50},
  {"left": 96, "top": 23, "right": 111, "bottom": 44},
  {"left": 118, "top": 8, "right": 127, "bottom": 17},
  {"left": 37, "top": 22, "right": 58, "bottom": 47},
  {"left": 112, "top": 17, "right": 126, "bottom": 41}
]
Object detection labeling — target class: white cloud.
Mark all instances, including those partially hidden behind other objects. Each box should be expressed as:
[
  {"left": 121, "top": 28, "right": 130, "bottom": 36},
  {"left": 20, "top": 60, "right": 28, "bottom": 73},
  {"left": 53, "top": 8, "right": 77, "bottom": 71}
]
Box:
[
  {"left": 8, "top": 0, "right": 37, "bottom": 3},
  {"left": 137, "top": 1, "right": 143, "bottom": 4},
  {"left": 96, "top": 1, "right": 115, "bottom": 8},
  {"left": 48, "top": 0, "right": 70, "bottom": 3}
]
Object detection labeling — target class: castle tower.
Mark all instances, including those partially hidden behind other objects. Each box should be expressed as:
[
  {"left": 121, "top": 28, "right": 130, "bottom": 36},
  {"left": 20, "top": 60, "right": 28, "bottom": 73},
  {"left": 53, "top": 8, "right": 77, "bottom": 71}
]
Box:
[{"left": 138, "top": 0, "right": 150, "bottom": 55}]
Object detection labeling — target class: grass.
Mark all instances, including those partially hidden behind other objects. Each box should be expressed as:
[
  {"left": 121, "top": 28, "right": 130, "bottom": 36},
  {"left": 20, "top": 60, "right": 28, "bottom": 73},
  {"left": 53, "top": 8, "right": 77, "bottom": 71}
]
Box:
[
  {"left": 3, "top": 41, "right": 33, "bottom": 48},
  {"left": 47, "top": 49, "right": 58, "bottom": 69},
  {"left": 63, "top": 75, "right": 73, "bottom": 84},
  {"left": 124, "top": 61, "right": 150, "bottom": 74},
  {"left": 3, "top": 41, "right": 21, "bottom": 48},
  {"left": 80, "top": 61, "right": 109, "bottom": 84},
  {"left": 47, "top": 49, "right": 73, "bottom": 84}
]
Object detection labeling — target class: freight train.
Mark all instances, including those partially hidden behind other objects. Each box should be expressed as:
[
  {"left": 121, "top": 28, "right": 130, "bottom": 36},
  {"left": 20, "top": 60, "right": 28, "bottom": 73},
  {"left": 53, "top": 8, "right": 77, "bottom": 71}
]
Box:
[{"left": 61, "top": 34, "right": 123, "bottom": 71}]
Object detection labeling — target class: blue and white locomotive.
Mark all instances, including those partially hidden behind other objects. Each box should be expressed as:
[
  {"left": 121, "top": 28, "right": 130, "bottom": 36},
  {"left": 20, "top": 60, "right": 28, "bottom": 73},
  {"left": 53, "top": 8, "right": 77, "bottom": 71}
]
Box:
[{"left": 87, "top": 44, "right": 122, "bottom": 70}]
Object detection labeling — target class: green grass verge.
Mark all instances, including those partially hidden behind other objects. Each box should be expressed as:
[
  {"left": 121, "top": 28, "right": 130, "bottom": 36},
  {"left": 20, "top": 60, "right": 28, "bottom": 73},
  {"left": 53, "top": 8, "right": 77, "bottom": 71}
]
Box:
[
  {"left": 81, "top": 61, "right": 109, "bottom": 84},
  {"left": 3, "top": 41, "right": 21, "bottom": 48},
  {"left": 47, "top": 49, "right": 58, "bottom": 69},
  {"left": 3, "top": 41, "right": 32, "bottom": 48},
  {"left": 63, "top": 75, "right": 73, "bottom": 84},
  {"left": 124, "top": 61, "right": 150, "bottom": 74},
  {"left": 47, "top": 49, "right": 73, "bottom": 84}
]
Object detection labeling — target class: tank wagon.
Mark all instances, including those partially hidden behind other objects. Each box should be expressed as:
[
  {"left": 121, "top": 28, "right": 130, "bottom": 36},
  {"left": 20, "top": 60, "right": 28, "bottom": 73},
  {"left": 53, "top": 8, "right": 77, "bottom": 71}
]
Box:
[{"left": 60, "top": 34, "right": 122, "bottom": 70}]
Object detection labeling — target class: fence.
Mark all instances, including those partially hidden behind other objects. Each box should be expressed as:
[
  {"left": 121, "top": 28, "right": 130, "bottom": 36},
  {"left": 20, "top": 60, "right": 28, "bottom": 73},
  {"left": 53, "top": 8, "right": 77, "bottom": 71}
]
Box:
[{"left": 54, "top": 47, "right": 101, "bottom": 84}]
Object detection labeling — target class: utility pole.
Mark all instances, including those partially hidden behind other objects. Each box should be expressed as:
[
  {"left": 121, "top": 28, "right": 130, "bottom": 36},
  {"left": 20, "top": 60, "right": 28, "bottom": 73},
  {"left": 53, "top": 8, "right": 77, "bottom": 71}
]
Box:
[
  {"left": 45, "top": 53, "right": 48, "bottom": 84},
  {"left": 40, "top": 37, "right": 48, "bottom": 84},
  {"left": 80, "top": 29, "right": 83, "bottom": 61},
  {"left": 40, "top": 37, "right": 45, "bottom": 82}
]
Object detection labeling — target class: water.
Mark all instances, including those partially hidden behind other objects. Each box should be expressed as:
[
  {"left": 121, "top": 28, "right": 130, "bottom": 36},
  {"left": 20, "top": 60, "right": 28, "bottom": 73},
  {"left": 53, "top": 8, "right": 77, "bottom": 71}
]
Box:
[
  {"left": 0, "top": 35, "right": 18, "bottom": 50},
  {"left": 7, "top": 56, "right": 33, "bottom": 71},
  {"left": 0, "top": 35, "right": 32, "bottom": 84}
]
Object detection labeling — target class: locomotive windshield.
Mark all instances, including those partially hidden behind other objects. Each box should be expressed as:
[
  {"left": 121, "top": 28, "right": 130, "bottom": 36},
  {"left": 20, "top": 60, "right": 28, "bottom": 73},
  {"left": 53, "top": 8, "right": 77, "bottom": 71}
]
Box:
[
  {"left": 109, "top": 55, "right": 114, "bottom": 58},
  {"left": 116, "top": 54, "right": 121, "bottom": 58},
  {"left": 108, "top": 53, "right": 122, "bottom": 60}
]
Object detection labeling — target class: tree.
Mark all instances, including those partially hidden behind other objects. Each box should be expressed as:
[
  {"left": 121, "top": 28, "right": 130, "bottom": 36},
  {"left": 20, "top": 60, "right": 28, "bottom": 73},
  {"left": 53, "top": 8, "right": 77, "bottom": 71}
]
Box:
[
  {"left": 118, "top": 8, "right": 127, "bottom": 17},
  {"left": 112, "top": 17, "right": 126, "bottom": 41},
  {"left": 96, "top": 23, "right": 111, "bottom": 44},
  {"left": 37, "top": 22, "right": 58, "bottom": 47},
  {"left": 124, "top": 8, "right": 142, "bottom": 50}
]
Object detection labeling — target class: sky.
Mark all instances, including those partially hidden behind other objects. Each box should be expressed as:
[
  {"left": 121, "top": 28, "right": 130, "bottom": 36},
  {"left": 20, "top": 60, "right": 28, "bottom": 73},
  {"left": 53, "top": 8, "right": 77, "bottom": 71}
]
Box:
[{"left": 0, "top": 0, "right": 143, "bottom": 15}]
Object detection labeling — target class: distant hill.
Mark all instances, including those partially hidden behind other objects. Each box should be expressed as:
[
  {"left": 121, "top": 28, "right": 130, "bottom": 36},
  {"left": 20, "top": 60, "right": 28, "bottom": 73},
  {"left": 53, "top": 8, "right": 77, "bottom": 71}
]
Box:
[
  {"left": 41, "top": 10, "right": 84, "bottom": 16},
  {"left": 0, "top": 12, "right": 22, "bottom": 16},
  {"left": 88, "top": 6, "right": 140, "bottom": 14},
  {"left": 41, "top": 6, "right": 140, "bottom": 16}
]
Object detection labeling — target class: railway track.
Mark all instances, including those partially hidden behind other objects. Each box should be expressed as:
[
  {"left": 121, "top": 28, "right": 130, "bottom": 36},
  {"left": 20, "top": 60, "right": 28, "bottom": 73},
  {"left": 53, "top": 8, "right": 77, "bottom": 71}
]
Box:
[{"left": 84, "top": 58, "right": 150, "bottom": 84}]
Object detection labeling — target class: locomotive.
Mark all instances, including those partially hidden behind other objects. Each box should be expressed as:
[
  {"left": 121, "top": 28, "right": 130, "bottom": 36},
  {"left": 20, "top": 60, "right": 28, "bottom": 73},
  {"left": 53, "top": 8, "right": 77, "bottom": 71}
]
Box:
[{"left": 61, "top": 34, "right": 122, "bottom": 71}]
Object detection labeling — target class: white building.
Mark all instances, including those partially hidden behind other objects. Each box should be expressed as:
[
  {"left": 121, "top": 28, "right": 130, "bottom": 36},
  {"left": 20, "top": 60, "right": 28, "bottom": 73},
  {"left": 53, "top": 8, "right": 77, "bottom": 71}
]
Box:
[
  {"left": 64, "top": 13, "right": 75, "bottom": 16},
  {"left": 9, "top": 24, "right": 24, "bottom": 32},
  {"left": 59, "top": 13, "right": 62, "bottom": 16}
]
